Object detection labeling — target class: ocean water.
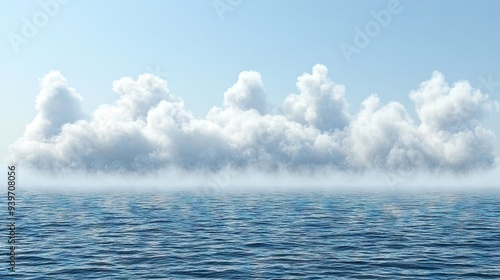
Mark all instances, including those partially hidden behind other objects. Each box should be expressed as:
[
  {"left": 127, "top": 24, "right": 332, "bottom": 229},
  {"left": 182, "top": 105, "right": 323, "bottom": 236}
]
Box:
[{"left": 5, "top": 189, "right": 500, "bottom": 279}]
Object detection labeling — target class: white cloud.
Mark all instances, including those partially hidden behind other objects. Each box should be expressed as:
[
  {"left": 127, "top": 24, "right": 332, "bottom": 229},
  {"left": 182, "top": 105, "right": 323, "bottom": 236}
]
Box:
[
  {"left": 223, "top": 71, "right": 267, "bottom": 114},
  {"left": 344, "top": 94, "right": 426, "bottom": 170},
  {"left": 8, "top": 65, "right": 499, "bottom": 176},
  {"left": 25, "top": 71, "right": 84, "bottom": 139},
  {"left": 410, "top": 71, "right": 498, "bottom": 170},
  {"left": 282, "top": 64, "right": 350, "bottom": 131},
  {"left": 410, "top": 71, "right": 496, "bottom": 133}
]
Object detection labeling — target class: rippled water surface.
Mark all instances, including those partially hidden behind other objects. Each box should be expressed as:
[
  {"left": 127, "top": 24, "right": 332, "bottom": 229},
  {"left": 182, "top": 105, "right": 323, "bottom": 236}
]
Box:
[{"left": 5, "top": 190, "right": 500, "bottom": 279}]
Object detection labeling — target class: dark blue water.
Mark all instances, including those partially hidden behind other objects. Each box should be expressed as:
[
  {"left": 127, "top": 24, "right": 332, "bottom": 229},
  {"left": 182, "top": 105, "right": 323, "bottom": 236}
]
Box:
[{"left": 4, "top": 189, "right": 500, "bottom": 279}]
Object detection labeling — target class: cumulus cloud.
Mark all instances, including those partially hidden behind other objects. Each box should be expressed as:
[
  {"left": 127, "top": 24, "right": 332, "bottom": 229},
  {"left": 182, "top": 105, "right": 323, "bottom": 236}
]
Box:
[
  {"left": 25, "top": 71, "right": 84, "bottom": 139},
  {"left": 223, "top": 71, "right": 267, "bottom": 114},
  {"left": 282, "top": 64, "right": 350, "bottom": 131},
  {"left": 8, "top": 65, "right": 499, "bottom": 175}
]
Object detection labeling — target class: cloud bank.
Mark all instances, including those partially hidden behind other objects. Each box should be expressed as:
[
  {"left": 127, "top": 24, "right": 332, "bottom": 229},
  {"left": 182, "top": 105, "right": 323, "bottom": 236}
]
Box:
[{"left": 8, "top": 65, "right": 499, "bottom": 175}]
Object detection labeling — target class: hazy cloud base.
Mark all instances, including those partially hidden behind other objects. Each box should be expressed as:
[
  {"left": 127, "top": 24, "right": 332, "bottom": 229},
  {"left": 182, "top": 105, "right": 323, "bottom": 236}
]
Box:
[{"left": 8, "top": 65, "right": 499, "bottom": 177}]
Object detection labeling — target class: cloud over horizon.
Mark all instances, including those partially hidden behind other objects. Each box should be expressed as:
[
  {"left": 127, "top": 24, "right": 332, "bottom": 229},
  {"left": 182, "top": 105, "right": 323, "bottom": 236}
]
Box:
[{"left": 8, "top": 65, "right": 499, "bottom": 175}]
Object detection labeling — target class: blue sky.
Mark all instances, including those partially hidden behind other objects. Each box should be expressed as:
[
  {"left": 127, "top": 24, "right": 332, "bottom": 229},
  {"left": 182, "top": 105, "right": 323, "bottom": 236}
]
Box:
[{"left": 1, "top": 0, "right": 499, "bottom": 179}]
